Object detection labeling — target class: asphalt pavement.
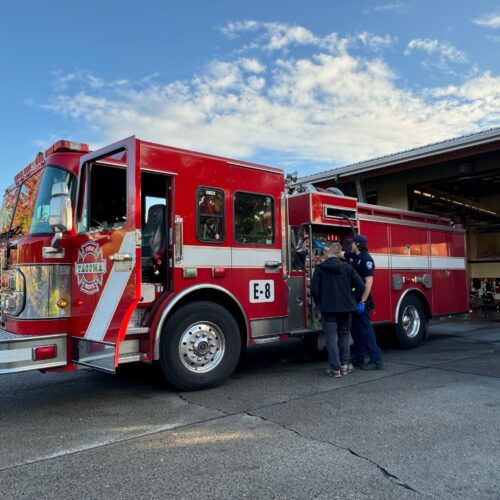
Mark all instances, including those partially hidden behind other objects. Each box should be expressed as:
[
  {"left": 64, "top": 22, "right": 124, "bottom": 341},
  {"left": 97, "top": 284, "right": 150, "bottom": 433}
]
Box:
[{"left": 1, "top": 316, "right": 500, "bottom": 499}]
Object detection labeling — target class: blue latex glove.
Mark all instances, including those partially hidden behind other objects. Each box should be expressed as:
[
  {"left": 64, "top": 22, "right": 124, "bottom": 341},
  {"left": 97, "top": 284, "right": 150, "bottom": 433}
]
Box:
[
  {"left": 357, "top": 302, "right": 366, "bottom": 314},
  {"left": 312, "top": 238, "right": 325, "bottom": 250}
]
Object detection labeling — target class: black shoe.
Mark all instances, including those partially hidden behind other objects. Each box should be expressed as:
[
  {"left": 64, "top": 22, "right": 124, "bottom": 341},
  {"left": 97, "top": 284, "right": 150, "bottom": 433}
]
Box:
[{"left": 360, "top": 362, "right": 384, "bottom": 370}]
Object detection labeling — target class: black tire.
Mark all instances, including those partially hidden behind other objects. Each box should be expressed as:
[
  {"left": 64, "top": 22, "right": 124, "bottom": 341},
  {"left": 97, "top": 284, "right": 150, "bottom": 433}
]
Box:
[
  {"left": 159, "top": 301, "right": 241, "bottom": 391},
  {"left": 395, "top": 295, "right": 427, "bottom": 349}
]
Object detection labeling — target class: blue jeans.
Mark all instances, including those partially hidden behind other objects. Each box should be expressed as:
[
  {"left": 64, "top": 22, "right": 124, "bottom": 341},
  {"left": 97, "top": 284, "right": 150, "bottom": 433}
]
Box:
[
  {"left": 351, "top": 310, "right": 382, "bottom": 365},
  {"left": 322, "top": 312, "right": 351, "bottom": 371}
]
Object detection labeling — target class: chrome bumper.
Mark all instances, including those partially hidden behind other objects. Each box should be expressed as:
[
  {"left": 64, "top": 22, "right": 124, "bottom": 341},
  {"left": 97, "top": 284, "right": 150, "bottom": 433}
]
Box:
[{"left": 0, "top": 329, "right": 67, "bottom": 374}]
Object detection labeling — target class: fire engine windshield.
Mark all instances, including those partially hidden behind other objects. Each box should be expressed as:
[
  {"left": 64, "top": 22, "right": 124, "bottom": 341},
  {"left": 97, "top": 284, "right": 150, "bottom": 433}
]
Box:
[
  {"left": 0, "top": 186, "right": 20, "bottom": 234},
  {"left": 4, "top": 166, "right": 76, "bottom": 238},
  {"left": 29, "top": 166, "right": 76, "bottom": 235},
  {"left": 9, "top": 170, "right": 42, "bottom": 238}
]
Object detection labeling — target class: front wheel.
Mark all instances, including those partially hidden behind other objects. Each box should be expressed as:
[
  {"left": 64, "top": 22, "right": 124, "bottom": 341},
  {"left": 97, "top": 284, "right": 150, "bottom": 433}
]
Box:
[
  {"left": 159, "top": 301, "right": 241, "bottom": 391},
  {"left": 395, "top": 295, "right": 427, "bottom": 349}
]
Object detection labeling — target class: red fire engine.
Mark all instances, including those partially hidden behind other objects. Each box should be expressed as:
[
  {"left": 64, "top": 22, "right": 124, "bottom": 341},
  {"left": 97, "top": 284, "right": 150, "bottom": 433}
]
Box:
[{"left": 0, "top": 137, "right": 468, "bottom": 390}]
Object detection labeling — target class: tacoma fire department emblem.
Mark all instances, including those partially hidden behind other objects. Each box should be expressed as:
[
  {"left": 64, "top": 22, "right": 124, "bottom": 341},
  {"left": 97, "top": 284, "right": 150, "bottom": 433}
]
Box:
[{"left": 75, "top": 242, "right": 107, "bottom": 295}]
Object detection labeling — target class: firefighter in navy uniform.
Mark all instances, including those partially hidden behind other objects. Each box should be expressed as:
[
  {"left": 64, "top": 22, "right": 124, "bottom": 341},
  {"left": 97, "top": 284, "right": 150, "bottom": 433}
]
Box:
[{"left": 343, "top": 234, "right": 383, "bottom": 370}]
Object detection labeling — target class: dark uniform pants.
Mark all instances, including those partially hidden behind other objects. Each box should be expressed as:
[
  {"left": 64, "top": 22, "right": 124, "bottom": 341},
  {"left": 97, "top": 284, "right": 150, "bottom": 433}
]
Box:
[{"left": 351, "top": 310, "right": 382, "bottom": 365}]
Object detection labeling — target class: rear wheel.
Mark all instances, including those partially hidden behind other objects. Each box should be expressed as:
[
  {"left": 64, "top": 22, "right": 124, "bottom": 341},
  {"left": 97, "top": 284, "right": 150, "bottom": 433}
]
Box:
[
  {"left": 159, "top": 301, "right": 241, "bottom": 391},
  {"left": 395, "top": 295, "right": 427, "bottom": 349}
]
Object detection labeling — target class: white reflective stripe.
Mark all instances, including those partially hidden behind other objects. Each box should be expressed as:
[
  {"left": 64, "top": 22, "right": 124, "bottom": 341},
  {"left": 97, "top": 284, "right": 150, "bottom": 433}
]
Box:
[
  {"left": 232, "top": 248, "right": 281, "bottom": 268},
  {"left": 181, "top": 245, "right": 282, "bottom": 268},
  {"left": 371, "top": 253, "right": 390, "bottom": 269},
  {"left": 370, "top": 253, "right": 465, "bottom": 270},
  {"left": 181, "top": 248, "right": 466, "bottom": 271},
  {"left": 431, "top": 256, "right": 466, "bottom": 270},
  {"left": 85, "top": 232, "right": 136, "bottom": 342},
  {"left": 390, "top": 255, "right": 430, "bottom": 270},
  {"left": 182, "top": 246, "right": 231, "bottom": 267},
  {"left": 0, "top": 347, "right": 32, "bottom": 363}
]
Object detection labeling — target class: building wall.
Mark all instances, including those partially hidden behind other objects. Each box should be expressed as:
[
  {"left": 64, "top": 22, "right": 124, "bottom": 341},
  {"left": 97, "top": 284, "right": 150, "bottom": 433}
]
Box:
[
  {"left": 364, "top": 176, "right": 408, "bottom": 209},
  {"left": 360, "top": 155, "right": 500, "bottom": 211},
  {"left": 352, "top": 154, "right": 500, "bottom": 286},
  {"left": 478, "top": 193, "right": 500, "bottom": 214}
]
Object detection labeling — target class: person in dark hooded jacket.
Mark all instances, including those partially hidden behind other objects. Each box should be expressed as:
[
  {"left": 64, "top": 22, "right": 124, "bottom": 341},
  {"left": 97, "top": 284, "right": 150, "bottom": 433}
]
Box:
[{"left": 311, "top": 241, "right": 365, "bottom": 377}]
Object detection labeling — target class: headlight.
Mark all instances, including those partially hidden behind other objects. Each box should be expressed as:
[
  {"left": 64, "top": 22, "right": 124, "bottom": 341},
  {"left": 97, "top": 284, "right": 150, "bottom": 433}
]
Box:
[
  {"left": 1, "top": 269, "right": 25, "bottom": 316},
  {"left": 1, "top": 266, "right": 71, "bottom": 319},
  {"left": 18, "top": 265, "right": 71, "bottom": 319}
]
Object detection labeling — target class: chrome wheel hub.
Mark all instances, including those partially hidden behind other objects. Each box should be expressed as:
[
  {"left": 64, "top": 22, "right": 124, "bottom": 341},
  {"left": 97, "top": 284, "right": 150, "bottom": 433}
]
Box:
[
  {"left": 402, "top": 305, "right": 421, "bottom": 339},
  {"left": 179, "top": 321, "right": 225, "bottom": 373}
]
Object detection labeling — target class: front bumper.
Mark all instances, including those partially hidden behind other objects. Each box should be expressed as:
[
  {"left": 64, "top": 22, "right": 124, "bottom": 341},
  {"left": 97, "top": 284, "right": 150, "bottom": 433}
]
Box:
[{"left": 0, "top": 329, "right": 67, "bottom": 374}]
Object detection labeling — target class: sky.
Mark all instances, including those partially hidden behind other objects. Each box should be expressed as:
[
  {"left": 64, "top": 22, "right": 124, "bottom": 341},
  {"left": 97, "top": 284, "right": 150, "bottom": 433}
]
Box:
[{"left": 1, "top": 0, "right": 500, "bottom": 194}]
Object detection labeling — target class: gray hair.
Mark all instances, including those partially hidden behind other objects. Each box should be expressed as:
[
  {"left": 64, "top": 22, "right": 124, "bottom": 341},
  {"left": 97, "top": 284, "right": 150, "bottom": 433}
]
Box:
[{"left": 326, "top": 241, "right": 342, "bottom": 256}]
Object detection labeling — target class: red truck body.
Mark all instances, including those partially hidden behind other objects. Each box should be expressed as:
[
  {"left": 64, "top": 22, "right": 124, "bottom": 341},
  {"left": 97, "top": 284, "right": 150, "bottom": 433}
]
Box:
[{"left": 0, "top": 137, "right": 468, "bottom": 389}]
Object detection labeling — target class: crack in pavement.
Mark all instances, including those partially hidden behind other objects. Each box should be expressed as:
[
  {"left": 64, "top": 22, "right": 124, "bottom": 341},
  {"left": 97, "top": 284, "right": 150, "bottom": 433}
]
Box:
[
  {"left": 381, "top": 349, "right": 500, "bottom": 379},
  {"left": 246, "top": 366, "right": 425, "bottom": 413},
  {"left": 431, "top": 365, "right": 500, "bottom": 379},
  {"left": 176, "top": 380, "right": 425, "bottom": 494},
  {"left": 246, "top": 411, "right": 421, "bottom": 495},
  {"left": 4, "top": 347, "right": 499, "bottom": 481},
  {"left": 176, "top": 391, "right": 230, "bottom": 416},
  {"left": 175, "top": 365, "right": 427, "bottom": 417},
  {"left": 0, "top": 412, "right": 229, "bottom": 474},
  {"left": 173, "top": 353, "right": 500, "bottom": 496},
  {"left": 346, "top": 447, "right": 420, "bottom": 494},
  {"left": 0, "top": 393, "right": 230, "bottom": 474}
]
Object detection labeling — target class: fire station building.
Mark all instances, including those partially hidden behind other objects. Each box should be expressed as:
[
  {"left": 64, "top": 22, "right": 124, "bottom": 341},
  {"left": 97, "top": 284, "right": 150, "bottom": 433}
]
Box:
[{"left": 298, "top": 127, "right": 500, "bottom": 303}]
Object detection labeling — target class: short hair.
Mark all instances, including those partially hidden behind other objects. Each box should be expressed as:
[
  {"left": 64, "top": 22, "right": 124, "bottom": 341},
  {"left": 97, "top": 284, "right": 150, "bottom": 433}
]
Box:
[
  {"left": 353, "top": 234, "right": 369, "bottom": 251},
  {"left": 327, "top": 241, "right": 342, "bottom": 255}
]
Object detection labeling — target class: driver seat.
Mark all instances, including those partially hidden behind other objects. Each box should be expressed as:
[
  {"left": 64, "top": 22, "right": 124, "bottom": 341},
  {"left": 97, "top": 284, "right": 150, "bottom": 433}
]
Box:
[{"left": 141, "top": 204, "right": 166, "bottom": 278}]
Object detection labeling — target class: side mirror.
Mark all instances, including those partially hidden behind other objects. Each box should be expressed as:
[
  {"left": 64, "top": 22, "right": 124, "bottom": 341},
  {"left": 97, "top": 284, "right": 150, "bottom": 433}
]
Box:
[
  {"left": 48, "top": 182, "right": 73, "bottom": 233},
  {"left": 51, "top": 182, "right": 70, "bottom": 197}
]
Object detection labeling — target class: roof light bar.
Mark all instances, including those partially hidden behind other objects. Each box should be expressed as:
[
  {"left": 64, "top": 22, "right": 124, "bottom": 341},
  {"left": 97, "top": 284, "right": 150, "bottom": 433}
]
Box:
[{"left": 13, "top": 140, "right": 90, "bottom": 185}]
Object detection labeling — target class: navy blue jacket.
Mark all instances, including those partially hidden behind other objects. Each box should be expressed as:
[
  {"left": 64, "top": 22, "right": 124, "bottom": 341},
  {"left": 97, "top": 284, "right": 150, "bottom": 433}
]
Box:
[
  {"left": 344, "top": 251, "right": 375, "bottom": 280},
  {"left": 311, "top": 257, "right": 365, "bottom": 313}
]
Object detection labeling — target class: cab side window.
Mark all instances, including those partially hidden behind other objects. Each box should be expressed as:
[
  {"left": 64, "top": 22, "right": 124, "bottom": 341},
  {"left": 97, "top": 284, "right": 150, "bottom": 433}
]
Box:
[
  {"left": 78, "top": 164, "right": 127, "bottom": 232},
  {"left": 197, "top": 188, "right": 224, "bottom": 242},
  {"left": 234, "top": 192, "right": 274, "bottom": 245}
]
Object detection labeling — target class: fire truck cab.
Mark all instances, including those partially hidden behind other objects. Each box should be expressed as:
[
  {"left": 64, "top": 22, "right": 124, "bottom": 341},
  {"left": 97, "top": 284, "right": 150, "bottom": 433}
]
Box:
[{"left": 0, "top": 137, "right": 468, "bottom": 390}]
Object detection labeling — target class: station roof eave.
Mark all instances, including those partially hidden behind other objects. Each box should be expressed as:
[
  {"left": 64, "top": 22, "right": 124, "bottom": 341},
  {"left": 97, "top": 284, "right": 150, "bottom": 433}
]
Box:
[{"left": 296, "top": 127, "right": 500, "bottom": 187}]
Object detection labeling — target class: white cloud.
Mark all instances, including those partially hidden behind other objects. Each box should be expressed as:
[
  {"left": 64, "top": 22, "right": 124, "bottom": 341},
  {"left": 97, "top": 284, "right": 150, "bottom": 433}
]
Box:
[
  {"left": 40, "top": 22, "right": 500, "bottom": 174},
  {"left": 357, "top": 32, "right": 395, "bottom": 51},
  {"left": 220, "top": 20, "right": 260, "bottom": 38},
  {"left": 374, "top": 2, "right": 403, "bottom": 12},
  {"left": 51, "top": 70, "right": 129, "bottom": 92},
  {"left": 267, "top": 25, "right": 318, "bottom": 51},
  {"left": 220, "top": 21, "right": 319, "bottom": 52},
  {"left": 364, "top": 2, "right": 405, "bottom": 14},
  {"left": 239, "top": 58, "right": 266, "bottom": 73},
  {"left": 405, "top": 38, "right": 466, "bottom": 63},
  {"left": 474, "top": 13, "right": 500, "bottom": 28},
  {"left": 220, "top": 20, "right": 395, "bottom": 54}
]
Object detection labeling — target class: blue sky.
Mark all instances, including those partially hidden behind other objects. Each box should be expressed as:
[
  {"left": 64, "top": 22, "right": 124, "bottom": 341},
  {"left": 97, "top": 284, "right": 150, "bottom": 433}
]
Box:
[{"left": 1, "top": 0, "right": 500, "bottom": 193}]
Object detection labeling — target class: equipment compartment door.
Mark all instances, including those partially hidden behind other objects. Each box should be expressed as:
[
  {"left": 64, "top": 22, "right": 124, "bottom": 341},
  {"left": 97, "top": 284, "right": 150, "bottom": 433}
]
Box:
[{"left": 71, "top": 137, "right": 141, "bottom": 372}]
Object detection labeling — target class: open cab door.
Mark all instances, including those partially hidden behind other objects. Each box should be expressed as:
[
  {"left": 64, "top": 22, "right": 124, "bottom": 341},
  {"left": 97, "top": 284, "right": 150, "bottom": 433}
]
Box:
[{"left": 71, "top": 137, "right": 142, "bottom": 372}]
